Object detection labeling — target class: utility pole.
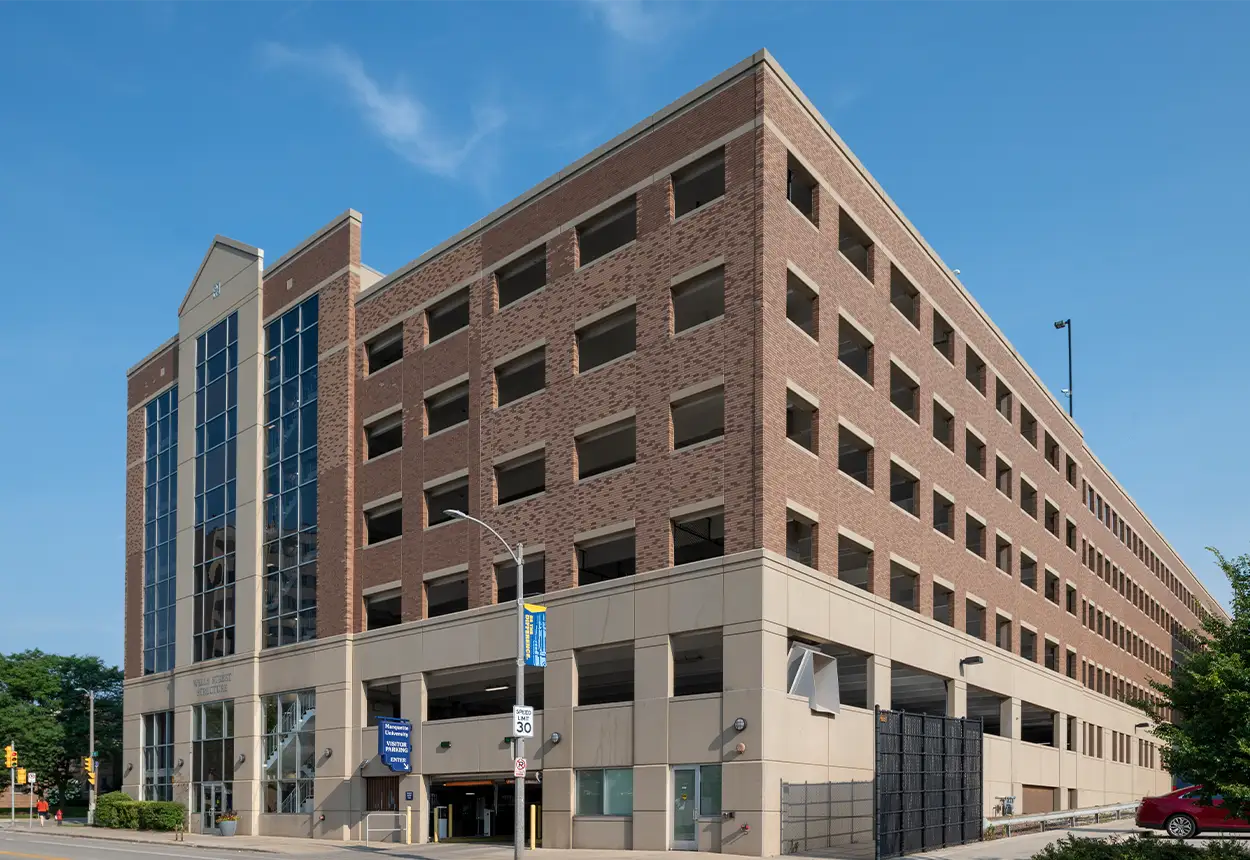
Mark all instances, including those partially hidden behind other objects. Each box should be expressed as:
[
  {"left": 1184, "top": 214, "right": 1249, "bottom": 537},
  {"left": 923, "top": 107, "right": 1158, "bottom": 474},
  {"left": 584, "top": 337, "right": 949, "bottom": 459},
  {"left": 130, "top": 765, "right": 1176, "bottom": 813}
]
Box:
[
  {"left": 513, "top": 546, "right": 526, "bottom": 860},
  {"left": 1053, "top": 319, "right": 1073, "bottom": 418},
  {"left": 88, "top": 690, "right": 96, "bottom": 826},
  {"left": 8, "top": 740, "right": 14, "bottom": 823}
]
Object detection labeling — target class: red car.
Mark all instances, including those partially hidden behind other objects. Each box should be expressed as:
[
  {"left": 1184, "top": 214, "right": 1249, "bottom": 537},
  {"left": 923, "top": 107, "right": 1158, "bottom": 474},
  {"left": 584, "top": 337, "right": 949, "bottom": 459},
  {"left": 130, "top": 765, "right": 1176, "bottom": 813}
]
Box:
[{"left": 1136, "top": 786, "right": 1250, "bottom": 838}]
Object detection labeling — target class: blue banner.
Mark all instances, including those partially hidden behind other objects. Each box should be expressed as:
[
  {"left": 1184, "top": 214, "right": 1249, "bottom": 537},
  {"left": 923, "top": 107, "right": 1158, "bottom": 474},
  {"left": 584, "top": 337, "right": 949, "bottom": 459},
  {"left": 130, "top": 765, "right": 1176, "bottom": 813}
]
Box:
[
  {"left": 523, "top": 604, "right": 547, "bottom": 668},
  {"left": 378, "top": 717, "right": 412, "bottom": 773}
]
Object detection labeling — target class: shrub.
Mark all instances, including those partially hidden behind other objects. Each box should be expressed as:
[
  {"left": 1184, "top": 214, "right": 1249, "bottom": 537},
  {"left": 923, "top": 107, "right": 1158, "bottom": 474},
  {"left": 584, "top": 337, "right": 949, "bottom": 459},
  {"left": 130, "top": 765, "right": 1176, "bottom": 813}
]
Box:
[
  {"left": 1033, "top": 836, "right": 1250, "bottom": 860},
  {"left": 94, "top": 792, "right": 131, "bottom": 829},
  {"left": 115, "top": 800, "right": 140, "bottom": 830},
  {"left": 137, "top": 801, "right": 186, "bottom": 832}
]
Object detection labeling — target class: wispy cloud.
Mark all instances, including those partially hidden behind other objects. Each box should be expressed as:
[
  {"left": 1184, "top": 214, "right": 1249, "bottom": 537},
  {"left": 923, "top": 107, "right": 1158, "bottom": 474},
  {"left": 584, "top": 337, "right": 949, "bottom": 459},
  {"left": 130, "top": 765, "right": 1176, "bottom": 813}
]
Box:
[
  {"left": 586, "top": 0, "right": 685, "bottom": 44},
  {"left": 260, "top": 42, "right": 505, "bottom": 181}
]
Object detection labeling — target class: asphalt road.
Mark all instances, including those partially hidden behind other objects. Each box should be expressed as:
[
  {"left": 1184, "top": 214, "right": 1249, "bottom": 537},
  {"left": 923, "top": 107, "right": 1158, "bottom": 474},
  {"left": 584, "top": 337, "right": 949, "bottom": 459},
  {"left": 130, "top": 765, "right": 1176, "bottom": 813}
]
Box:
[{"left": 0, "top": 829, "right": 287, "bottom": 860}]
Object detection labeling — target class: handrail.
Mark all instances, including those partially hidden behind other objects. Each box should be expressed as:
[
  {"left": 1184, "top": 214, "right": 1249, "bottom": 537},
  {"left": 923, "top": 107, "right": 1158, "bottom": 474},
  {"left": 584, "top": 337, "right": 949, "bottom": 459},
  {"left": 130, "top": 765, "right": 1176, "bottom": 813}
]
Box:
[
  {"left": 987, "top": 801, "right": 1140, "bottom": 836},
  {"left": 365, "top": 811, "right": 407, "bottom": 846}
]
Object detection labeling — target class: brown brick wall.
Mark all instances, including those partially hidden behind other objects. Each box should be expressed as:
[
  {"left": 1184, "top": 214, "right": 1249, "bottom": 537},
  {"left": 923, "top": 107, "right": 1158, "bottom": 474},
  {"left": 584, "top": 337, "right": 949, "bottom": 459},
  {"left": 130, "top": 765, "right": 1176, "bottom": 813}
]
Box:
[
  {"left": 126, "top": 342, "right": 177, "bottom": 410},
  {"left": 263, "top": 220, "right": 356, "bottom": 320}
]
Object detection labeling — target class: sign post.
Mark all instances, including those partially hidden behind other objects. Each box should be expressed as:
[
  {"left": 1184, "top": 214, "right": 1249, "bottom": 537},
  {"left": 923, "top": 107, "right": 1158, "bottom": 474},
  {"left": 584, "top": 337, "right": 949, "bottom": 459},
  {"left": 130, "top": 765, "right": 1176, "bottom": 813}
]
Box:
[
  {"left": 377, "top": 718, "right": 413, "bottom": 773},
  {"left": 26, "top": 773, "right": 33, "bottom": 829},
  {"left": 513, "top": 757, "right": 527, "bottom": 779}
]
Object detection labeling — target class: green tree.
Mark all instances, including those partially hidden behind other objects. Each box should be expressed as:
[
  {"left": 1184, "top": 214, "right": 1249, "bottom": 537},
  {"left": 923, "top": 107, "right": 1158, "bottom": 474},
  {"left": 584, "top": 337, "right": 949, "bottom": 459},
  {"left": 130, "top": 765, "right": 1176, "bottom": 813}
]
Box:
[
  {"left": 0, "top": 651, "right": 122, "bottom": 803},
  {"left": 1138, "top": 549, "right": 1250, "bottom": 818}
]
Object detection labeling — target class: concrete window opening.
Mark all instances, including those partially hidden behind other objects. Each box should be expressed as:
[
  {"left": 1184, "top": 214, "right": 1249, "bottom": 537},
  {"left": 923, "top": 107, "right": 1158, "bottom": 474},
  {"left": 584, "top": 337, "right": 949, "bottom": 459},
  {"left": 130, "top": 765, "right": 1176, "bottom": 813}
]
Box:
[
  {"left": 965, "top": 600, "right": 986, "bottom": 639},
  {"left": 1066, "top": 519, "right": 1078, "bottom": 552},
  {"left": 933, "top": 492, "right": 954, "bottom": 538},
  {"left": 425, "top": 479, "right": 468, "bottom": 527},
  {"left": 261, "top": 691, "right": 315, "bottom": 814},
  {"left": 673, "top": 148, "right": 725, "bottom": 217},
  {"left": 577, "top": 306, "right": 636, "bottom": 372},
  {"left": 965, "top": 347, "right": 986, "bottom": 396},
  {"left": 1044, "top": 432, "right": 1061, "bottom": 471},
  {"left": 967, "top": 687, "right": 1005, "bottom": 736},
  {"left": 496, "top": 553, "right": 546, "bottom": 604},
  {"left": 427, "top": 288, "right": 470, "bottom": 345},
  {"left": 576, "top": 768, "right": 633, "bottom": 816},
  {"left": 364, "top": 413, "right": 403, "bottom": 460},
  {"left": 364, "top": 590, "right": 401, "bottom": 630},
  {"left": 672, "top": 630, "right": 723, "bottom": 697},
  {"left": 1044, "top": 500, "right": 1060, "bottom": 537},
  {"left": 995, "top": 615, "right": 1012, "bottom": 652},
  {"left": 495, "top": 347, "right": 546, "bottom": 406},
  {"left": 1020, "top": 478, "right": 1038, "bottom": 518},
  {"left": 933, "top": 582, "right": 954, "bottom": 626},
  {"left": 1065, "top": 583, "right": 1078, "bottom": 615},
  {"left": 890, "top": 363, "right": 919, "bottom": 423},
  {"left": 1044, "top": 640, "right": 1059, "bottom": 672},
  {"left": 786, "top": 511, "right": 816, "bottom": 566},
  {"left": 890, "top": 562, "right": 919, "bottom": 611},
  {"left": 672, "top": 510, "right": 725, "bottom": 564},
  {"left": 787, "top": 153, "right": 817, "bottom": 223},
  {"left": 1020, "top": 628, "right": 1036, "bottom": 662},
  {"left": 787, "top": 270, "right": 819, "bottom": 339},
  {"left": 1020, "top": 702, "right": 1057, "bottom": 746},
  {"left": 364, "top": 501, "right": 402, "bottom": 544},
  {"left": 966, "top": 515, "right": 985, "bottom": 558},
  {"left": 806, "top": 641, "right": 868, "bottom": 709},
  {"left": 672, "top": 385, "right": 724, "bottom": 449},
  {"left": 1045, "top": 570, "right": 1060, "bottom": 604},
  {"left": 426, "top": 575, "right": 469, "bottom": 619},
  {"left": 496, "top": 246, "right": 547, "bottom": 309},
  {"left": 1020, "top": 407, "right": 1038, "bottom": 447},
  {"left": 890, "top": 461, "right": 919, "bottom": 516},
  {"left": 425, "top": 382, "right": 469, "bottom": 435},
  {"left": 838, "top": 316, "right": 873, "bottom": 383},
  {"left": 838, "top": 209, "right": 873, "bottom": 280},
  {"left": 785, "top": 641, "right": 843, "bottom": 713},
  {"left": 1067, "top": 716, "right": 1078, "bottom": 750},
  {"left": 577, "top": 644, "right": 635, "bottom": 706},
  {"left": 495, "top": 451, "right": 546, "bottom": 505},
  {"left": 1066, "top": 455, "right": 1078, "bottom": 487},
  {"left": 786, "top": 388, "right": 818, "bottom": 453},
  {"left": 577, "top": 196, "right": 637, "bottom": 266},
  {"left": 837, "top": 534, "right": 872, "bottom": 591},
  {"left": 1020, "top": 553, "right": 1037, "bottom": 590},
  {"left": 890, "top": 265, "right": 920, "bottom": 327},
  {"left": 965, "top": 430, "right": 985, "bottom": 476},
  {"left": 996, "top": 536, "right": 1012, "bottom": 575},
  {"left": 838, "top": 426, "right": 873, "bottom": 487},
  {"left": 366, "top": 326, "right": 403, "bottom": 375},
  {"left": 671, "top": 266, "right": 725, "bottom": 333},
  {"left": 891, "top": 664, "right": 948, "bottom": 717},
  {"left": 933, "top": 400, "right": 955, "bottom": 449},
  {"left": 426, "top": 662, "right": 544, "bottom": 720},
  {"left": 933, "top": 310, "right": 955, "bottom": 364},
  {"left": 576, "top": 418, "right": 636, "bottom": 479},
  {"left": 577, "top": 529, "right": 636, "bottom": 584},
  {"left": 995, "top": 379, "right": 1013, "bottom": 421},
  {"left": 996, "top": 456, "right": 1012, "bottom": 498},
  {"left": 365, "top": 680, "right": 401, "bottom": 726}
]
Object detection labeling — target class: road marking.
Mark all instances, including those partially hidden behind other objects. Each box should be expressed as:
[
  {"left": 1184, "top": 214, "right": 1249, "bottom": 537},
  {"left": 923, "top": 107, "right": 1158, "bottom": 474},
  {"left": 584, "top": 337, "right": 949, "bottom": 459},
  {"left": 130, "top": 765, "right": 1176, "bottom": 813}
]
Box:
[
  {"left": 0, "top": 838, "right": 251, "bottom": 860},
  {"left": 0, "top": 850, "right": 71, "bottom": 860}
]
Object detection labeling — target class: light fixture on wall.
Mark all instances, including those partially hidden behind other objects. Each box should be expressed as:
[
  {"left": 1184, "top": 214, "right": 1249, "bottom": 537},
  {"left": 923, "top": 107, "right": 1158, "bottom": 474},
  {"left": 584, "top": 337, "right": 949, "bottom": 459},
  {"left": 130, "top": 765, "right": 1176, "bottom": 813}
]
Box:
[
  {"left": 175, "top": 758, "right": 184, "bottom": 770},
  {"left": 236, "top": 753, "right": 246, "bottom": 767},
  {"left": 439, "top": 741, "right": 452, "bottom": 750},
  {"left": 1134, "top": 722, "right": 1150, "bottom": 731},
  {"left": 733, "top": 717, "right": 748, "bottom": 732},
  {"left": 959, "top": 656, "right": 984, "bottom": 667},
  {"left": 549, "top": 732, "right": 561, "bottom": 745},
  {"left": 323, "top": 747, "right": 333, "bottom": 759},
  {"left": 123, "top": 763, "right": 134, "bottom": 777}
]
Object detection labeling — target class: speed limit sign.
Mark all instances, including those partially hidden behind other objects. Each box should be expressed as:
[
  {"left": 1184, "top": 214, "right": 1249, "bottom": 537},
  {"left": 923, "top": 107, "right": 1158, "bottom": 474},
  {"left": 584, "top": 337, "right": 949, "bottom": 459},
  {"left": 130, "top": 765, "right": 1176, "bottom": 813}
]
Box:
[{"left": 512, "top": 705, "right": 535, "bottom": 738}]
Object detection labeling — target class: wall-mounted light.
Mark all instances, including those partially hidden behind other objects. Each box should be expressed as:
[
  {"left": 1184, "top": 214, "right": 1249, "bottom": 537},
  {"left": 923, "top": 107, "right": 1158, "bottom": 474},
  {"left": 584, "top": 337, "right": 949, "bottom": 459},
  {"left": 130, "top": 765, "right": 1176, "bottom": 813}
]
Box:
[
  {"left": 959, "top": 656, "right": 984, "bottom": 667},
  {"left": 1134, "top": 722, "right": 1150, "bottom": 731},
  {"left": 323, "top": 748, "right": 333, "bottom": 759},
  {"left": 735, "top": 742, "right": 747, "bottom": 755},
  {"left": 549, "top": 732, "right": 562, "bottom": 745},
  {"left": 175, "top": 758, "right": 184, "bottom": 770},
  {"left": 123, "top": 763, "right": 134, "bottom": 776},
  {"left": 236, "top": 753, "right": 246, "bottom": 767},
  {"left": 733, "top": 717, "right": 748, "bottom": 732},
  {"left": 439, "top": 741, "right": 452, "bottom": 750}
]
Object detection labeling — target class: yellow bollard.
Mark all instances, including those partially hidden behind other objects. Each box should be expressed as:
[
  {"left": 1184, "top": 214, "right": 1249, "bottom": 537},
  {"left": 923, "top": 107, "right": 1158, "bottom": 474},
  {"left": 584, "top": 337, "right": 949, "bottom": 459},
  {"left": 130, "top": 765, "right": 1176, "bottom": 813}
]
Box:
[
  {"left": 530, "top": 804, "right": 536, "bottom": 850},
  {"left": 448, "top": 804, "right": 453, "bottom": 839},
  {"left": 405, "top": 806, "right": 412, "bottom": 845}
]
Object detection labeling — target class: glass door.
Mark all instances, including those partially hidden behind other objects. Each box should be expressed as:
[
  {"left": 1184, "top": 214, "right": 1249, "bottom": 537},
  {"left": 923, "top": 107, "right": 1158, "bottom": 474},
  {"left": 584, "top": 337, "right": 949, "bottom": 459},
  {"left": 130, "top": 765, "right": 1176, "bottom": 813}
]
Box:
[
  {"left": 672, "top": 767, "right": 698, "bottom": 849},
  {"left": 201, "top": 783, "right": 223, "bottom": 831}
]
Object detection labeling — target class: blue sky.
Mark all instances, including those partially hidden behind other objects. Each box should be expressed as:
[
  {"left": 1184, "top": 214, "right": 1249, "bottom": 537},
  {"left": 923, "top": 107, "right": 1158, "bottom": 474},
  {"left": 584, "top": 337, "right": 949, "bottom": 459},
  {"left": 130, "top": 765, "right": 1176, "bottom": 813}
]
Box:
[{"left": 1, "top": 2, "right": 1247, "bottom": 667}]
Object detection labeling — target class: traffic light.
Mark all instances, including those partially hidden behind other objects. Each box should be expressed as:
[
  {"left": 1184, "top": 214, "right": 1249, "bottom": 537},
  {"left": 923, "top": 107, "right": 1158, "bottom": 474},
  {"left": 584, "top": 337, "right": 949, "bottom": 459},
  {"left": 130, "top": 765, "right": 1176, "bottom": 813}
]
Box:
[
  {"left": 82, "top": 756, "right": 95, "bottom": 787},
  {"left": 4, "top": 745, "right": 15, "bottom": 769}
]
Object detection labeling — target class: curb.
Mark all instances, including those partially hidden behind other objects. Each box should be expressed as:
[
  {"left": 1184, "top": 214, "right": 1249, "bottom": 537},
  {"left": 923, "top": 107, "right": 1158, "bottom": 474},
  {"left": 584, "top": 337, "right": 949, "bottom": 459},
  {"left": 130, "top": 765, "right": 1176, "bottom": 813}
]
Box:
[{"left": 0, "top": 824, "right": 275, "bottom": 854}]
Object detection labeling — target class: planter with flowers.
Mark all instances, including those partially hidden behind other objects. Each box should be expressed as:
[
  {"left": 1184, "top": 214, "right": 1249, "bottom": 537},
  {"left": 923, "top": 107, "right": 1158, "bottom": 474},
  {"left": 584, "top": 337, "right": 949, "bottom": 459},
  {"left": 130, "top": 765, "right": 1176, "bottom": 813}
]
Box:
[{"left": 216, "top": 811, "right": 238, "bottom": 837}]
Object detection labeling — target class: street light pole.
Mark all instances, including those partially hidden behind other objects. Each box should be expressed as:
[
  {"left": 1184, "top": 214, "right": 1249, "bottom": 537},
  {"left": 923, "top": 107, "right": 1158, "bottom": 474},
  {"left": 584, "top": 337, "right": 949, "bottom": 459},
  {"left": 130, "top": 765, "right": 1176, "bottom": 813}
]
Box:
[
  {"left": 1053, "top": 319, "right": 1073, "bottom": 418},
  {"left": 445, "top": 510, "right": 525, "bottom": 860},
  {"left": 77, "top": 688, "right": 96, "bottom": 825}
]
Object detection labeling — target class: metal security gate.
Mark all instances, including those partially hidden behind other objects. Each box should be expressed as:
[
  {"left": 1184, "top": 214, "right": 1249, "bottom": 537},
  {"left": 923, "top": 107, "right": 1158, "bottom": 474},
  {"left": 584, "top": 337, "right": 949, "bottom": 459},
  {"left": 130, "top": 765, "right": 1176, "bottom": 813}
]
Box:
[
  {"left": 875, "top": 708, "right": 983, "bottom": 859},
  {"left": 781, "top": 780, "right": 874, "bottom": 858}
]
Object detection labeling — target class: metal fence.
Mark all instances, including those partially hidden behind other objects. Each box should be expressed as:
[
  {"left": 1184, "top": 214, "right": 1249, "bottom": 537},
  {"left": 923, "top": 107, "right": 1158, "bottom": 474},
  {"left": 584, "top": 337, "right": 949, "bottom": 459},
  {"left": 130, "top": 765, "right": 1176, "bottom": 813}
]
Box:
[
  {"left": 876, "top": 708, "right": 984, "bottom": 859},
  {"left": 781, "top": 780, "right": 875, "bottom": 858}
]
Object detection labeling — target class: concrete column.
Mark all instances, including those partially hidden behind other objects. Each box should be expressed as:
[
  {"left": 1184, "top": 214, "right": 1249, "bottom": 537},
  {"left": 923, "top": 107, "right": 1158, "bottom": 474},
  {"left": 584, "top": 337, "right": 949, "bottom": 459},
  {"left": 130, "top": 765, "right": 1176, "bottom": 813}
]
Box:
[
  {"left": 946, "top": 678, "right": 967, "bottom": 718},
  {"left": 633, "top": 636, "right": 672, "bottom": 851},
  {"left": 541, "top": 653, "right": 575, "bottom": 848},
  {"left": 401, "top": 674, "right": 427, "bottom": 844},
  {"left": 999, "top": 697, "right": 1021, "bottom": 740},
  {"left": 232, "top": 693, "right": 263, "bottom": 836},
  {"left": 867, "top": 655, "right": 892, "bottom": 710}
]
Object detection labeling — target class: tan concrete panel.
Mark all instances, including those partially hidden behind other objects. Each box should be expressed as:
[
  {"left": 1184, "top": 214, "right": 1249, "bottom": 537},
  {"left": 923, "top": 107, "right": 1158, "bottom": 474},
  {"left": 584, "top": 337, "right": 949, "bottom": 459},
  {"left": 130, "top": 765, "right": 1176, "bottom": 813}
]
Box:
[
  {"left": 786, "top": 574, "right": 831, "bottom": 640},
  {"left": 421, "top": 621, "right": 482, "bottom": 672},
  {"left": 771, "top": 695, "right": 828, "bottom": 766},
  {"left": 355, "top": 628, "right": 424, "bottom": 680},
  {"left": 668, "top": 694, "right": 723, "bottom": 764},
  {"left": 571, "top": 704, "right": 633, "bottom": 767},
  {"left": 574, "top": 816, "right": 633, "bottom": 850},
  {"left": 668, "top": 572, "right": 724, "bottom": 633},
  {"left": 632, "top": 582, "right": 669, "bottom": 641},
  {"left": 572, "top": 591, "right": 636, "bottom": 649},
  {"left": 632, "top": 697, "right": 669, "bottom": 766},
  {"left": 181, "top": 244, "right": 262, "bottom": 336}
]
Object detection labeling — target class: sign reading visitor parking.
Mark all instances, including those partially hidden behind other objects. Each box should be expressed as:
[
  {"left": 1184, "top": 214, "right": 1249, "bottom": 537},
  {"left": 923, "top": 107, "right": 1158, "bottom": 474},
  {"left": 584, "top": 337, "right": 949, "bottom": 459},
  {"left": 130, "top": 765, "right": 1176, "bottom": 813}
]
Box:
[
  {"left": 377, "top": 717, "right": 412, "bottom": 773},
  {"left": 513, "top": 705, "right": 535, "bottom": 738},
  {"left": 523, "top": 604, "right": 547, "bottom": 668},
  {"left": 514, "top": 758, "right": 527, "bottom": 778}
]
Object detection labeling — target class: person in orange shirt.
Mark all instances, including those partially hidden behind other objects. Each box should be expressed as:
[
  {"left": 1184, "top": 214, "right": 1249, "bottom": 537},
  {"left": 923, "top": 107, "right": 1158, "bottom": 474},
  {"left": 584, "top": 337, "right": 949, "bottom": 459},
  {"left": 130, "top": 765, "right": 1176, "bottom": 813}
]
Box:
[{"left": 36, "top": 797, "right": 48, "bottom": 825}]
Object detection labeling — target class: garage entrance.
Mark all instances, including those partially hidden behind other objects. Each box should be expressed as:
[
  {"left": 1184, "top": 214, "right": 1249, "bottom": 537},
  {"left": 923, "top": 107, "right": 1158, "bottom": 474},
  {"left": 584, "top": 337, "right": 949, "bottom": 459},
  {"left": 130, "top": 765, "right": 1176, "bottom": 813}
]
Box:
[{"left": 428, "top": 776, "right": 543, "bottom": 843}]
